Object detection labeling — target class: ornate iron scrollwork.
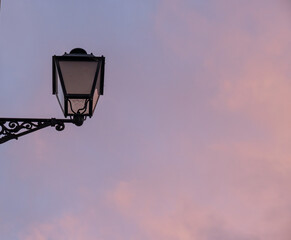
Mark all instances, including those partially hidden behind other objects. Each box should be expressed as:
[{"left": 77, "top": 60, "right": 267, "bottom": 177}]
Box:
[{"left": 0, "top": 117, "right": 84, "bottom": 144}]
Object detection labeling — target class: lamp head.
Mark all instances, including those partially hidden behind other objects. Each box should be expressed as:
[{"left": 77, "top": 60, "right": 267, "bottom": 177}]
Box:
[{"left": 52, "top": 48, "right": 105, "bottom": 118}]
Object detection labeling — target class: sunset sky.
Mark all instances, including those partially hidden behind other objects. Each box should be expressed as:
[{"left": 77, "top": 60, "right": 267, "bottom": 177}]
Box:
[{"left": 1, "top": 1, "right": 291, "bottom": 239}]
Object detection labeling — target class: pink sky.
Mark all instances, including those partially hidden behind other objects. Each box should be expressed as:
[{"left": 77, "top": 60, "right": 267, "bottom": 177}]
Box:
[{"left": 1, "top": 0, "right": 291, "bottom": 239}]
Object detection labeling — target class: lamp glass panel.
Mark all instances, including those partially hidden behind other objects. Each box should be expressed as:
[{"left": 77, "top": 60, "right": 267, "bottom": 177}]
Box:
[
  {"left": 59, "top": 61, "right": 99, "bottom": 94},
  {"left": 56, "top": 72, "right": 65, "bottom": 112},
  {"left": 67, "top": 98, "right": 90, "bottom": 115},
  {"left": 92, "top": 88, "right": 99, "bottom": 113},
  {"left": 92, "top": 65, "right": 101, "bottom": 112}
]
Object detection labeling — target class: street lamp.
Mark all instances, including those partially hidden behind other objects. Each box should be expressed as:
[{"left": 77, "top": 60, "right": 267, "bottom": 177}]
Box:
[{"left": 0, "top": 48, "right": 105, "bottom": 144}]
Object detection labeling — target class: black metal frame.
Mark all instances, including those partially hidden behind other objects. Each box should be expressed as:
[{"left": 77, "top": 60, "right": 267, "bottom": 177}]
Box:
[
  {"left": 0, "top": 116, "right": 84, "bottom": 144},
  {"left": 52, "top": 51, "right": 105, "bottom": 118}
]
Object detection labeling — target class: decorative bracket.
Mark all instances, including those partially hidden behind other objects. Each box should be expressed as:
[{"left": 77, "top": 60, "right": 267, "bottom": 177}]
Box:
[{"left": 0, "top": 116, "right": 84, "bottom": 144}]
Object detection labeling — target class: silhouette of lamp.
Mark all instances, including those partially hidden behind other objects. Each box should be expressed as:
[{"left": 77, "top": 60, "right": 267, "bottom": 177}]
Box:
[{"left": 0, "top": 48, "right": 105, "bottom": 144}]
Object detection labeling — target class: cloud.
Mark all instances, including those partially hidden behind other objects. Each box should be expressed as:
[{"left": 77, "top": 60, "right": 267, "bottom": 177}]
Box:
[
  {"left": 107, "top": 180, "right": 263, "bottom": 240},
  {"left": 20, "top": 215, "right": 92, "bottom": 240},
  {"left": 116, "top": 1, "right": 291, "bottom": 239}
]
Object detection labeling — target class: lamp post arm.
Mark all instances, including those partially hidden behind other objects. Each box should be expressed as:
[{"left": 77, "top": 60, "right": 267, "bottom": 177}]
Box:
[{"left": 0, "top": 116, "right": 84, "bottom": 144}]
